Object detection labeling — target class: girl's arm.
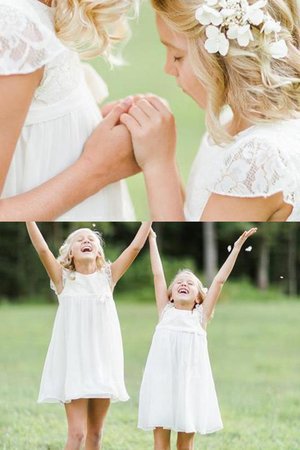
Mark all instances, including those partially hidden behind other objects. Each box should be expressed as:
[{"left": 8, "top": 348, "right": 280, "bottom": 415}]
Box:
[
  {"left": 148, "top": 229, "right": 169, "bottom": 315},
  {"left": 110, "top": 222, "right": 152, "bottom": 285},
  {"left": 120, "top": 96, "right": 185, "bottom": 221},
  {"left": 202, "top": 228, "right": 257, "bottom": 323},
  {"left": 0, "top": 73, "right": 139, "bottom": 220},
  {"left": 26, "top": 222, "right": 63, "bottom": 293}
]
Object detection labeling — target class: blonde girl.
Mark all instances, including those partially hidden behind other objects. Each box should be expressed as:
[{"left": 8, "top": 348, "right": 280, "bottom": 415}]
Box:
[
  {"left": 0, "top": 0, "right": 139, "bottom": 221},
  {"left": 121, "top": 0, "right": 300, "bottom": 221},
  {"left": 138, "top": 227, "right": 257, "bottom": 450},
  {"left": 26, "top": 221, "right": 151, "bottom": 450}
]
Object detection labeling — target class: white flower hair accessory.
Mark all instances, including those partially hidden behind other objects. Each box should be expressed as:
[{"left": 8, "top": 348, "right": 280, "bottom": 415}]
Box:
[{"left": 195, "top": 0, "right": 288, "bottom": 59}]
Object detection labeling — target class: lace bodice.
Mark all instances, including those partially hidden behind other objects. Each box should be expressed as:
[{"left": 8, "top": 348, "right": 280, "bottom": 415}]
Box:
[{"left": 185, "top": 118, "right": 300, "bottom": 221}]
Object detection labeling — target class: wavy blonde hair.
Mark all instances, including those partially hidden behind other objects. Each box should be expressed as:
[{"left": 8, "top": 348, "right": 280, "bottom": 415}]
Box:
[
  {"left": 52, "top": 0, "right": 139, "bottom": 60},
  {"left": 151, "top": 0, "right": 300, "bottom": 144},
  {"left": 167, "top": 269, "right": 207, "bottom": 305},
  {"left": 57, "top": 228, "right": 106, "bottom": 271}
]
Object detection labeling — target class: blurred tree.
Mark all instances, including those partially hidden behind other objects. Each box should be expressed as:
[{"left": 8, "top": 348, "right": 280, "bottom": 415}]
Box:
[{"left": 203, "top": 223, "right": 217, "bottom": 285}]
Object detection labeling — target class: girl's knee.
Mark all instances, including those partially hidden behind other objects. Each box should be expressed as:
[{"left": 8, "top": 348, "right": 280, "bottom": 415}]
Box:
[
  {"left": 176, "top": 445, "right": 193, "bottom": 450},
  {"left": 87, "top": 428, "right": 103, "bottom": 446},
  {"left": 68, "top": 429, "right": 86, "bottom": 445}
]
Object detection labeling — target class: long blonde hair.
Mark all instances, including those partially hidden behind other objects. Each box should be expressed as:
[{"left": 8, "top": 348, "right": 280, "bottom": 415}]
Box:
[
  {"left": 53, "top": 0, "right": 139, "bottom": 60},
  {"left": 57, "top": 228, "right": 106, "bottom": 271},
  {"left": 151, "top": 0, "right": 300, "bottom": 144}
]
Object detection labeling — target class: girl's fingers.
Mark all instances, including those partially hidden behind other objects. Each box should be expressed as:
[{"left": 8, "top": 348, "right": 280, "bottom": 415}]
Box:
[
  {"left": 120, "top": 113, "right": 140, "bottom": 134},
  {"left": 128, "top": 105, "right": 150, "bottom": 127},
  {"left": 135, "top": 99, "right": 160, "bottom": 120},
  {"left": 145, "top": 95, "right": 171, "bottom": 114}
]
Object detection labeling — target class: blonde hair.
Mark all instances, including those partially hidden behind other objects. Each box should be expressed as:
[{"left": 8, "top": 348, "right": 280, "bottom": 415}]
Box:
[
  {"left": 57, "top": 228, "right": 106, "bottom": 271},
  {"left": 151, "top": 0, "right": 300, "bottom": 144},
  {"left": 53, "top": 0, "right": 139, "bottom": 60},
  {"left": 167, "top": 269, "right": 207, "bottom": 305}
]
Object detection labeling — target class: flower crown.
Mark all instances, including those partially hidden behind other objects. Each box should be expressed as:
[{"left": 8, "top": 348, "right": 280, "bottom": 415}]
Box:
[{"left": 195, "top": 0, "right": 288, "bottom": 59}]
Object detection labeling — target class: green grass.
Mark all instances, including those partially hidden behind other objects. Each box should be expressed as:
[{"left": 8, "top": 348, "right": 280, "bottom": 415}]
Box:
[
  {"left": 91, "top": 2, "right": 205, "bottom": 218},
  {"left": 0, "top": 297, "right": 300, "bottom": 449}
]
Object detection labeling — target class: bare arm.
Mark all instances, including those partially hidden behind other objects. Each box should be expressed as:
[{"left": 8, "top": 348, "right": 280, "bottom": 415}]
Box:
[
  {"left": 110, "top": 222, "right": 152, "bottom": 285},
  {"left": 201, "top": 192, "right": 292, "bottom": 222},
  {"left": 0, "top": 72, "right": 139, "bottom": 220},
  {"left": 148, "top": 229, "right": 169, "bottom": 315},
  {"left": 26, "top": 222, "right": 63, "bottom": 293},
  {"left": 202, "top": 228, "right": 257, "bottom": 323}
]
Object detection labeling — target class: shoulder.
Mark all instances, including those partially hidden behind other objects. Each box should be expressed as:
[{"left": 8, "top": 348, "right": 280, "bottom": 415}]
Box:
[
  {"left": 210, "top": 123, "right": 294, "bottom": 199},
  {"left": 0, "top": 0, "right": 65, "bottom": 75}
]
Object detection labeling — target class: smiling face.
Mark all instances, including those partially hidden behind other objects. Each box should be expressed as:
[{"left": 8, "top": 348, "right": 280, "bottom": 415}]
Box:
[
  {"left": 69, "top": 230, "right": 102, "bottom": 265},
  {"left": 170, "top": 271, "right": 202, "bottom": 310},
  {"left": 156, "top": 14, "right": 208, "bottom": 109}
]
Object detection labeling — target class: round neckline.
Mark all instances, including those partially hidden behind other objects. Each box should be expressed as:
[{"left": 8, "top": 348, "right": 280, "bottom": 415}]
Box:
[{"left": 75, "top": 270, "right": 99, "bottom": 276}]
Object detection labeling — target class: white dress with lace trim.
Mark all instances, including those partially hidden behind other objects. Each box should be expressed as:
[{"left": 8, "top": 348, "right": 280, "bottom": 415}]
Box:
[
  {"left": 185, "top": 118, "right": 300, "bottom": 221},
  {"left": 39, "top": 267, "right": 129, "bottom": 404},
  {"left": 0, "top": 0, "right": 135, "bottom": 220}
]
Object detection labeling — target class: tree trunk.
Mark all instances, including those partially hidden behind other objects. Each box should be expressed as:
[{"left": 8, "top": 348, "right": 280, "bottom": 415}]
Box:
[
  {"left": 288, "top": 225, "right": 297, "bottom": 296},
  {"left": 203, "top": 223, "right": 217, "bottom": 285},
  {"left": 257, "top": 235, "right": 270, "bottom": 290}
]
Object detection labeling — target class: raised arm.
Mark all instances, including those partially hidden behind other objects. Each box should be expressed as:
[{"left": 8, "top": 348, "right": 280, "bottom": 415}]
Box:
[
  {"left": 202, "top": 228, "right": 257, "bottom": 323},
  {"left": 110, "top": 222, "right": 152, "bottom": 285},
  {"left": 148, "top": 229, "right": 169, "bottom": 316},
  {"left": 26, "top": 222, "right": 63, "bottom": 293}
]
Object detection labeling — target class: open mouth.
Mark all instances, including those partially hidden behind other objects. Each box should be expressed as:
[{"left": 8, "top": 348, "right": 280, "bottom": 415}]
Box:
[
  {"left": 81, "top": 244, "right": 93, "bottom": 253},
  {"left": 178, "top": 287, "right": 189, "bottom": 295}
]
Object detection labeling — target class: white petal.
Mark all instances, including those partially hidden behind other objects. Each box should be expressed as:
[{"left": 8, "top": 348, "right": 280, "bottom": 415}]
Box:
[
  {"left": 227, "top": 25, "right": 239, "bottom": 39},
  {"left": 221, "top": 8, "right": 236, "bottom": 18},
  {"left": 245, "top": 246, "right": 252, "bottom": 252},
  {"left": 219, "top": 34, "right": 230, "bottom": 55},
  {"left": 237, "top": 29, "right": 252, "bottom": 47},
  {"left": 253, "top": 0, "right": 268, "bottom": 9},
  {"left": 262, "top": 18, "right": 281, "bottom": 34},
  {"left": 195, "top": 8, "right": 212, "bottom": 25},
  {"left": 205, "top": 37, "right": 220, "bottom": 53},
  {"left": 227, "top": 245, "right": 232, "bottom": 253},
  {"left": 248, "top": 8, "right": 265, "bottom": 26},
  {"left": 269, "top": 39, "right": 288, "bottom": 59},
  {"left": 210, "top": 11, "right": 224, "bottom": 26},
  {"left": 206, "top": 25, "right": 220, "bottom": 38},
  {"left": 206, "top": 0, "right": 218, "bottom": 5}
]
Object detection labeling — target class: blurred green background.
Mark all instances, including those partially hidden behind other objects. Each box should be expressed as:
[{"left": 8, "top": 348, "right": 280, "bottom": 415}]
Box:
[{"left": 92, "top": 1, "right": 205, "bottom": 219}]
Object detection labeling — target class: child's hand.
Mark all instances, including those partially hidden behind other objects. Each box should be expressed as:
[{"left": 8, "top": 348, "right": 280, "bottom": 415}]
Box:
[
  {"left": 120, "top": 95, "right": 176, "bottom": 171},
  {"left": 234, "top": 228, "right": 257, "bottom": 250}
]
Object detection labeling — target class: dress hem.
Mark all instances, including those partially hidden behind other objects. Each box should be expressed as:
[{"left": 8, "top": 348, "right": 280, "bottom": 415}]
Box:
[
  {"left": 137, "top": 424, "right": 223, "bottom": 435},
  {"left": 38, "top": 393, "right": 130, "bottom": 404}
]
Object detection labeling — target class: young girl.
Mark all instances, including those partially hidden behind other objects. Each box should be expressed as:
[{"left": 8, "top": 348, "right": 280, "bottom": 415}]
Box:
[
  {"left": 138, "top": 227, "right": 257, "bottom": 450},
  {"left": 0, "top": 0, "right": 139, "bottom": 220},
  {"left": 26, "top": 221, "right": 151, "bottom": 450},
  {"left": 121, "top": 0, "right": 300, "bottom": 221}
]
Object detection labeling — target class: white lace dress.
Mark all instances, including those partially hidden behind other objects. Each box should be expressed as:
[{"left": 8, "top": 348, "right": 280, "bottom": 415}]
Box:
[
  {"left": 38, "top": 267, "right": 129, "bottom": 404},
  {"left": 185, "top": 118, "right": 300, "bottom": 221},
  {"left": 0, "top": 0, "right": 135, "bottom": 220},
  {"left": 138, "top": 304, "right": 223, "bottom": 434}
]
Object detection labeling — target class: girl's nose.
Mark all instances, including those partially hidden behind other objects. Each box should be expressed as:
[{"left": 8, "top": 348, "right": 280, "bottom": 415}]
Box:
[{"left": 164, "top": 59, "right": 177, "bottom": 78}]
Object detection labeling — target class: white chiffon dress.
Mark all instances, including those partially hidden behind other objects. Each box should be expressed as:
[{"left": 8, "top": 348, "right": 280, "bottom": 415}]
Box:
[
  {"left": 38, "top": 267, "right": 129, "bottom": 404},
  {"left": 138, "top": 303, "right": 223, "bottom": 434},
  {"left": 185, "top": 117, "right": 300, "bottom": 221},
  {"left": 0, "top": 0, "right": 135, "bottom": 220}
]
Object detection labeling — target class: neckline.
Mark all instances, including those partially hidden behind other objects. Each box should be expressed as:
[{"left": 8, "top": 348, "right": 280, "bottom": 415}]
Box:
[{"left": 75, "top": 270, "right": 99, "bottom": 276}]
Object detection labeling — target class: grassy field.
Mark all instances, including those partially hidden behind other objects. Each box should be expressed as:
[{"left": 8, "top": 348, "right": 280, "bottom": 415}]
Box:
[
  {"left": 0, "top": 297, "right": 300, "bottom": 450},
  {"left": 92, "top": 1, "right": 205, "bottom": 218}
]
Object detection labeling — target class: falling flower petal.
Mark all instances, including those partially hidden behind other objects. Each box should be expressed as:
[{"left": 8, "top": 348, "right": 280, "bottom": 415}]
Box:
[
  {"left": 279, "top": 276, "right": 284, "bottom": 279},
  {"left": 227, "top": 245, "right": 232, "bottom": 252},
  {"left": 245, "top": 246, "right": 252, "bottom": 252},
  {"left": 92, "top": 223, "right": 96, "bottom": 228}
]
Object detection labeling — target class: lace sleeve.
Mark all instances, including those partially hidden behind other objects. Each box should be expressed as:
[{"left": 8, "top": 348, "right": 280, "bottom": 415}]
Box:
[
  {"left": 0, "top": 3, "right": 65, "bottom": 75},
  {"left": 210, "top": 136, "right": 294, "bottom": 205},
  {"left": 104, "top": 263, "right": 115, "bottom": 290},
  {"left": 50, "top": 268, "right": 68, "bottom": 295}
]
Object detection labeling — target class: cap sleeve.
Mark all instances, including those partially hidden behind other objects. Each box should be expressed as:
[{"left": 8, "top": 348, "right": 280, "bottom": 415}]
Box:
[
  {"left": 210, "top": 136, "right": 295, "bottom": 206},
  {"left": 103, "top": 263, "right": 115, "bottom": 290},
  {"left": 0, "top": 2, "right": 65, "bottom": 75},
  {"left": 50, "top": 268, "right": 69, "bottom": 295}
]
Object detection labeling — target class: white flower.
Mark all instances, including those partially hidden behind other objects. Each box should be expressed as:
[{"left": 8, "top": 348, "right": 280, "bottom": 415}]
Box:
[
  {"left": 227, "top": 23, "right": 253, "bottom": 46},
  {"left": 269, "top": 39, "right": 288, "bottom": 59},
  {"left": 206, "top": 0, "right": 219, "bottom": 5},
  {"left": 195, "top": 5, "right": 223, "bottom": 26},
  {"left": 262, "top": 16, "right": 281, "bottom": 34},
  {"left": 205, "top": 25, "right": 230, "bottom": 55},
  {"left": 245, "top": 0, "right": 267, "bottom": 26}
]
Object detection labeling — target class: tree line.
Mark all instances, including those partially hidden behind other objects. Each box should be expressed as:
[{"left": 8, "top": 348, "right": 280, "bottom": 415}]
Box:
[{"left": 0, "top": 222, "right": 299, "bottom": 301}]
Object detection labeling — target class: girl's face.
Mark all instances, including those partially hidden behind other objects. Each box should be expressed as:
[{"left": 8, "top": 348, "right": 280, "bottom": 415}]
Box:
[
  {"left": 156, "top": 14, "right": 207, "bottom": 109},
  {"left": 171, "top": 273, "right": 200, "bottom": 309},
  {"left": 69, "top": 230, "right": 100, "bottom": 263}
]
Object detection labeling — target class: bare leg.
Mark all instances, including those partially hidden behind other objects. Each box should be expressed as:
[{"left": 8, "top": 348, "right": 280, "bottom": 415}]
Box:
[
  {"left": 85, "top": 398, "right": 111, "bottom": 450},
  {"left": 64, "top": 399, "right": 88, "bottom": 450},
  {"left": 176, "top": 432, "right": 195, "bottom": 450},
  {"left": 153, "top": 428, "right": 171, "bottom": 450}
]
